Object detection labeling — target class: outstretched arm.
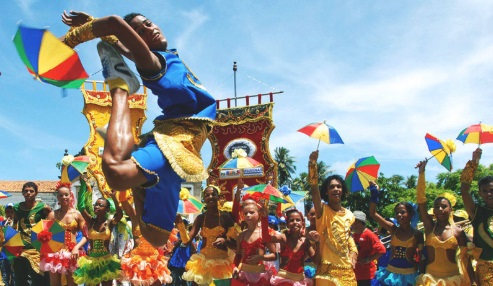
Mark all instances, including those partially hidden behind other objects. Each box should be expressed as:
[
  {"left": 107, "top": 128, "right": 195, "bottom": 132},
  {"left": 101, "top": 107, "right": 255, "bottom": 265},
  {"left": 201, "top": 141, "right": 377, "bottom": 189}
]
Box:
[
  {"left": 308, "top": 151, "right": 322, "bottom": 219},
  {"left": 460, "top": 148, "right": 481, "bottom": 218},
  {"left": 369, "top": 182, "right": 394, "bottom": 233},
  {"left": 61, "top": 11, "right": 161, "bottom": 73},
  {"left": 416, "top": 160, "right": 433, "bottom": 233}
]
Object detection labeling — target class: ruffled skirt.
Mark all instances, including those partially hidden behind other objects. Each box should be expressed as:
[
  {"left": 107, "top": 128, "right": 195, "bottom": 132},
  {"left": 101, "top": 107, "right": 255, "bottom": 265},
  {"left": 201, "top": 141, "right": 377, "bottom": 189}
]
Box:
[
  {"left": 73, "top": 254, "right": 121, "bottom": 285},
  {"left": 416, "top": 273, "right": 468, "bottom": 286},
  {"left": 236, "top": 263, "right": 272, "bottom": 286},
  {"left": 39, "top": 249, "right": 84, "bottom": 274},
  {"left": 375, "top": 267, "right": 418, "bottom": 286},
  {"left": 183, "top": 251, "right": 234, "bottom": 285},
  {"left": 270, "top": 269, "right": 312, "bottom": 286},
  {"left": 121, "top": 241, "right": 172, "bottom": 286}
]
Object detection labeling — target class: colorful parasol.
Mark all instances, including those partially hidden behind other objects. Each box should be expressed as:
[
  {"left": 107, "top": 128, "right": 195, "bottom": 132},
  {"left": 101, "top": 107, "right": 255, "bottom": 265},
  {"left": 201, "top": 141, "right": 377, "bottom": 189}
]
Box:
[
  {"left": 279, "top": 185, "right": 306, "bottom": 211},
  {"left": 60, "top": 155, "right": 91, "bottom": 183},
  {"left": 244, "top": 184, "right": 286, "bottom": 203},
  {"left": 425, "top": 133, "right": 456, "bottom": 171},
  {"left": 31, "top": 220, "right": 65, "bottom": 254},
  {"left": 297, "top": 121, "right": 344, "bottom": 150},
  {"left": 0, "top": 190, "right": 12, "bottom": 199},
  {"left": 177, "top": 188, "right": 203, "bottom": 214},
  {"left": 13, "top": 25, "right": 89, "bottom": 88},
  {"left": 219, "top": 149, "right": 264, "bottom": 180},
  {"left": 345, "top": 156, "right": 380, "bottom": 193},
  {"left": 1, "top": 226, "right": 24, "bottom": 261},
  {"left": 456, "top": 123, "right": 493, "bottom": 146}
]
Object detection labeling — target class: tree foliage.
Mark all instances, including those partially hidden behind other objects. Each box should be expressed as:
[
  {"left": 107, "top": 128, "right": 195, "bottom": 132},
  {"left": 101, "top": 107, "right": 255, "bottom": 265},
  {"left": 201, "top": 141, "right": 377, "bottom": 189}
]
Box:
[{"left": 274, "top": 147, "right": 297, "bottom": 187}]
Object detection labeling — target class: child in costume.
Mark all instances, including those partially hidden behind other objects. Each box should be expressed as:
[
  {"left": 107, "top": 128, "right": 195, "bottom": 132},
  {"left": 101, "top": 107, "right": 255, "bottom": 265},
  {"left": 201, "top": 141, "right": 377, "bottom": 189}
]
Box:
[
  {"left": 73, "top": 193, "right": 122, "bottom": 286},
  {"left": 60, "top": 10, "right": 216, "bottom": 248},
  {"left": 0, "top": 203, "right": 15, "bottom": 286},
  {"left": 308, "top": 151, "right": 358, "bottom": 286},
  {"left": 182, "top": 185, "right": 236, "bottom": 286},
  {"left": 459, "top": 148, "right": 493, "bottom": 284},
  {"left": 269, "top": 209, "right": 317, "bottom": 286},
  {"left": 369, "top": 182, "right": 424, "bottom": 286},
  {"left": 232, "top": 199, "right": 276, "bottom": 286},
  {"left": 415, "top": 160, "right": 474, "bottom": 285},
  {"left": 39, "top": 181, "right": 87, "bottom": 286}
]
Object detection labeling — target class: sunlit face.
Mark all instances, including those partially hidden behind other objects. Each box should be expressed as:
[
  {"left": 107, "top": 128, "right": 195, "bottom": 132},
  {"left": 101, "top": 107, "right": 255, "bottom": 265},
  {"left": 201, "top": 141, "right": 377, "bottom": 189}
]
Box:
[
  {"left": 479, "top": 182, "right": 493, "bottom": 207},
  {"left": 242, "top": 204, "right": 259, "bottom": 223},
  {"left": 287, "top": 212, "right": 303, "bottom": 232},
  {"left": 326, "top": 179, "right": 343, "bottom": 202},
  {"left": 433, "top": 199, "right": 451, "bottom": 221},
  {"left": 57, "top": 187, "right": 72, "bottom": 207},
  {"left": 203, "top": 187, "right": 219, "bottom": 207},
  {"left": 307, "top": 207, "right": 316, "bottom": 226},
  {"left": 395, "top": 204, "right": 410, "bottom": 225},
  {"left": 22, "top": 186, "right": 37, "bottom": 202},
  {"left": 129, "top": 15, "right": 168, "bottom": 51}
]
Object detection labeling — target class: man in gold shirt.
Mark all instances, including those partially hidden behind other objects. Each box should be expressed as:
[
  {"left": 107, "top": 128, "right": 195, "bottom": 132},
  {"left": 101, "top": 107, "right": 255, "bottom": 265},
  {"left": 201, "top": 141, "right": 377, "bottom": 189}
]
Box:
[{"left": 309, "top": 151, "right": 358, "bottom": 285}]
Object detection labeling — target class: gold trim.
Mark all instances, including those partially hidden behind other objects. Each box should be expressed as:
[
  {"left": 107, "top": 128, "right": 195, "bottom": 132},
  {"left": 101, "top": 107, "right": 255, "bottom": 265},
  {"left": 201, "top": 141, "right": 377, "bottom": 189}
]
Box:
[{"left": 130, "top": 157, "right": 159, "bottom": 189}]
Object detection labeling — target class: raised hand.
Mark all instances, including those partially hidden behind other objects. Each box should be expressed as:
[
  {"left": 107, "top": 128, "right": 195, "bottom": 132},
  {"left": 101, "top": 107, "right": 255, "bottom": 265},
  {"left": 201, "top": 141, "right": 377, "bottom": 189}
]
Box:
[
  {"left": 472, "top": 148, "right": 482, "bottom": 164},
  {"left": 416, "top": 159, "right": 428, "bottom": 174},
  {"left": 61, "top": 10, "right": 93, "bottom": 27}
]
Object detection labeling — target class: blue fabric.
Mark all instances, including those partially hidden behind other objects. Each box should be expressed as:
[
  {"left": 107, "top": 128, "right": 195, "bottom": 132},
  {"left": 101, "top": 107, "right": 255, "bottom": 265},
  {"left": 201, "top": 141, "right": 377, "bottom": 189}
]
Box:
[
  {"left": 169, "top": 240, "right": 194, "bottom": 268},
  {"left": 139, "top": 50, "right": 216, "bottom": 121},
  {"left": 132, "top": 139, "right": 183, "bottom": 231},
  {"left": 375, "top": 268, "right": 417, "bottom": 286}
]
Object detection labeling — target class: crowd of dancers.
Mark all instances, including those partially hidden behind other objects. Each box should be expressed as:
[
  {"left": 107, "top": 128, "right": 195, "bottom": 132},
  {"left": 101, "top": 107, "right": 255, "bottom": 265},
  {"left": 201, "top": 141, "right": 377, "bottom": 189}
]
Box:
[
  {"left": 2, "top": 147, "right": 492, "bottom": 286},
  {"left": 6, "top": 7, "right": 493, "bottom": 286}
]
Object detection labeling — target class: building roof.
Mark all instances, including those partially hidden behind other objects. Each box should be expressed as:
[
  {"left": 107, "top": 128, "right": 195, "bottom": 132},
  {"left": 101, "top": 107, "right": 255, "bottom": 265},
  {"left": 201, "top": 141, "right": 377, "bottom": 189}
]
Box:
[{"left": 0, "top": 181, "right": 57, "bottom": 193}]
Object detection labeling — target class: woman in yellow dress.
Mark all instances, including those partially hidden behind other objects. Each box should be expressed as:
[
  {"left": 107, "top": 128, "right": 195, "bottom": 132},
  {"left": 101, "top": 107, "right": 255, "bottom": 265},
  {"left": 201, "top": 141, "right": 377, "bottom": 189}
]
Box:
[
  {"left": 415, "top": 160, "right": 475, "bottom": 286},
  {"left": 182, "top": 185, "right": 236, "bottom": 286}
]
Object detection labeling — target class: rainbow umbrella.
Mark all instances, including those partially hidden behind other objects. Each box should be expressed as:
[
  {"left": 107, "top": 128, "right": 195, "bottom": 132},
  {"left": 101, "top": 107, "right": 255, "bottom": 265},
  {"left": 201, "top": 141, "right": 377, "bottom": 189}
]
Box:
[
  {"left": 457, "top": 123, "right": 493, "bottom": 146},
  {"left": 244, "top": 184, "right": 286, "bottom": 203},
  {"left": 425, "top": 133, "right": 456, "bottom": 171},
  {"left": 219, "top": 149, "right": 264, "bottom": 180},
  {"left": 298, "top": 121, "right": 344, "bottom": 150},
  {"left": 0, "top": 190, "right": 12, "bottom": 199},
  {"left": 177, "top": 188, "right": 203, "bottom": 214},
  {"left": 13, "top": 25, "right": 89, "bottom": 88},
  {"left": 31, "top": 220, "right": 65, "bottom": 254},
  {"left": 61, "top": 155, "right": 91, "bottom": 183},
  {"left": 1, "top": 226, "right": 24, "bottom": 261},
  {"left": 279, "top": 185, "right": 306, "bottom": 211},
  {"left": 345, "top": 156, "right": 380, "bottom": 193}
]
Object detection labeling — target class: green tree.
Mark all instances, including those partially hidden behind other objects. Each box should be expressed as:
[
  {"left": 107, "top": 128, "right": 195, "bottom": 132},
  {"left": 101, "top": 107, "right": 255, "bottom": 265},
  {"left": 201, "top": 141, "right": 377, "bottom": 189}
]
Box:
[
  {"left": 274, "top": 147, "right": 297, "bottom": 187},
  {"left": 405, "top": 175, "right": 417, "bottom": 189}
]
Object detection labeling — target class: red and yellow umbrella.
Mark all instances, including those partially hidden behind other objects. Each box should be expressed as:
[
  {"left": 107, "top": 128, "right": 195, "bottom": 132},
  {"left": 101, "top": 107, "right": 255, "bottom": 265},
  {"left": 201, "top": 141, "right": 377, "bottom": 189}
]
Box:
[
  {"left": 298, "top": 121, "right": 344, "bottom": 150},
  {"left": 457, "top": 123, "right": 493, "bottom": 146},
  {"left": 13, "top": 25, "right": 89, "bottom": 88},
  {"left": 31, "top": 220, "right": 65, "bottom": 254},
  {"left": 1, "top": 226, "right": 24, "bottom": 261},
  {"left": 345, "top": 156, "right": 380, "bottom": 193}
]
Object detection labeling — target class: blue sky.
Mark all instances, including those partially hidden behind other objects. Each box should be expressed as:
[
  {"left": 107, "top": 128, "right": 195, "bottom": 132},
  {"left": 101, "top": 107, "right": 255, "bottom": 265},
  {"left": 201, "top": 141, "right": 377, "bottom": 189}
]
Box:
[{"left": 2, "top": 1, "right": 493, "bottom": 184}]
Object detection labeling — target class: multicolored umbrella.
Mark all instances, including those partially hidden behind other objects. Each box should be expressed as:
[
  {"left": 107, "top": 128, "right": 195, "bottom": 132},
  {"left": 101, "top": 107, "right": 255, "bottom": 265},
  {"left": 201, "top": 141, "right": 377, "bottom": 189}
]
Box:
[
  {"left": 31, "top": 220, "right": 65, "bottom": 254},
  {"left": 1, "top": 226, "right": 24, "bottom": 261},
  {"left": 425, "top": 133, "right": 456, "bottom": 171},
  {"left": 345, "top": 156, "right": 380, "bottom": 193},
  {"left": 61, "top": 155, "right": 91, "bottom": 183},
  {"left": 177, "top": 188, "right": 203, "bottom": 214},
  {"left": 218, "top": 149, "right": 264, "bottom": 180},
  {"left": 279, "top": 185, "right": 306, "bottom": 211},
  {"left": 297, "top": 121, "right": 344, "bottom": 150},
  {"left": 244, "top": 184, "right": 286, "bottom": 203},
  {"left": 457, "top": 123, "right": 493, "bottom": 146},
  {"left": 0, "top": 190, "right": 12, "bottom": 199},
  {"left": 13, "top": 25, "right": 89, "bottom": 88}
]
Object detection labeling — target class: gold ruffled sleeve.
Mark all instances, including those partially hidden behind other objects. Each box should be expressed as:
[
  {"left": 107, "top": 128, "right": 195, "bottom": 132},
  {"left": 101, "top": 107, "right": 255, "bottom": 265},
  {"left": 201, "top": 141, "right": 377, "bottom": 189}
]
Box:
[
  {"left": 460, "top": 160, "right": 478, "bottom": 184},
  {"left": 417, "top": 172, "right": 427, "bottom": 204}
]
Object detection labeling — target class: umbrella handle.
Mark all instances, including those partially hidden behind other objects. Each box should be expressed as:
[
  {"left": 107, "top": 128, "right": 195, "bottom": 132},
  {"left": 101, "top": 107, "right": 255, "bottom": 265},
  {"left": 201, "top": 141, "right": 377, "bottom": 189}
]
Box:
[{"left": 317, "top": 138, "right": 320, "bottom": 151}]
